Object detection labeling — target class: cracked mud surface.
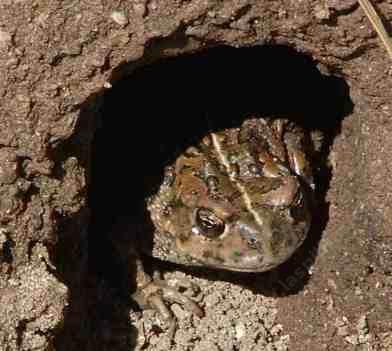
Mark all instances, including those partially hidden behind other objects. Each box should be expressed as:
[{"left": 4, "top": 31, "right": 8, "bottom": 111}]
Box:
[{"left": 0, "top": 1, "right": 391, "bottom": 350}]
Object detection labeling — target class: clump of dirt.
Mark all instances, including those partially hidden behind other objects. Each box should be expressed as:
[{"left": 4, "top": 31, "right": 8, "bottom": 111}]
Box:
[{"left": 0, "top": 1, "right": 391, "bottom": 350}]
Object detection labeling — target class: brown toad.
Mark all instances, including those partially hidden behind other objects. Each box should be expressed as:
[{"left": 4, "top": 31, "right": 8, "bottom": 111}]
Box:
[
  {"left": 149, "top": 117, "right": 314, "bottom": 272},
  {"left": 113, "top": 116, "right": 315, "bottom": 324}
]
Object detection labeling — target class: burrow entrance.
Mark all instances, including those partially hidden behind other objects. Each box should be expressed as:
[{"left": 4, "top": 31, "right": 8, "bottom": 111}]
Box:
[{"left": 86, "top": 45, "right": 353, "bottom": 349}]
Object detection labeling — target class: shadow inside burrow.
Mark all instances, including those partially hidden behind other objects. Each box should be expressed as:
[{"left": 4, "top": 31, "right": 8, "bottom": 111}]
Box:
[
  {"left": 87, "top": 44, "right": 353, "bottom": 345},
  {"left": 49, "top": 92, "right": 138, "bottom": 351}
]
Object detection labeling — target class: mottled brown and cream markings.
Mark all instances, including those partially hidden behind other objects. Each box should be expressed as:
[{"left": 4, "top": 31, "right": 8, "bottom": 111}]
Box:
[{"left": 148, "top": 117, "right": 314, "bottom": 272}]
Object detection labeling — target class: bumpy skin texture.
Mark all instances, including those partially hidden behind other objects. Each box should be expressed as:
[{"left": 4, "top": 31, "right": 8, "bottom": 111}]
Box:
[{"left": 148, "top": 117, "right": 314, "bottom": 273}]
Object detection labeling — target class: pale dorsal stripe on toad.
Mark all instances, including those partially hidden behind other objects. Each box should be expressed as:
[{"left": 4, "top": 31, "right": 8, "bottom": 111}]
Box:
[{"left": 210, "top": 132, "right": 266, "bottom": 231}]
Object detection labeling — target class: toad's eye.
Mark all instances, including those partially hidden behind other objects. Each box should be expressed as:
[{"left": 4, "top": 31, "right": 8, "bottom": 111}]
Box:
[{"left": 195, "top": 207, "right": 225, "bottom": 239}]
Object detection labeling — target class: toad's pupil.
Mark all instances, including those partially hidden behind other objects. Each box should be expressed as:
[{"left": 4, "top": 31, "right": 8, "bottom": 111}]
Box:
[{"left": 195, "top": 207, "right": 225, "bottom": 238}]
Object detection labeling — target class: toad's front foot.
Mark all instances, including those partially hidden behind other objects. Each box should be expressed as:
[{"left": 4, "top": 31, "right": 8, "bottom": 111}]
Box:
[
  {"left": 109, "top": 218, "right": 203, "bottom": 337},
  {"left": 133, "top": 274, "right": 204, "bottom": 338}
]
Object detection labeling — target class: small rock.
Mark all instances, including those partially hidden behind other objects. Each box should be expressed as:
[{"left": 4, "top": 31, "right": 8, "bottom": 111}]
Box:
[
  {"left": 110, "top": 10, "right": 128, "bottom": 26},
  {"left": 334, "top": 317, "right": 347, "bottom": 328},
  {"left": 149, "top": 1, "right": 158, "bottom": 11},
  {"left": 345, "top": 334, "right": 359, "bottom": 345},
  {"left": 314, "top": 4, "right": 330, "bottom": 20},
  {"left": 235, "top": 322, "right": 246, "bottom": 339},
  {"left": 270, "top": 324, "right": 283, "bottom": 336},
  {"left": 354, "top": 286, "right": 362, "bottom": 296}
]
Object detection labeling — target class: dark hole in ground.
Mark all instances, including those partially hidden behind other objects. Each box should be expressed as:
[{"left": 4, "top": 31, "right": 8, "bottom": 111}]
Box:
[{"left": 86, "top": 45, "right": 353, "bottom": 349}]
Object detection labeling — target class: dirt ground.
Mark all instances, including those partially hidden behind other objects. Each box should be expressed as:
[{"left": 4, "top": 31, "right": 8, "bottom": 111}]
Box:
[{"left": 0, "top": 1, "right": 391, "bottom": 350}]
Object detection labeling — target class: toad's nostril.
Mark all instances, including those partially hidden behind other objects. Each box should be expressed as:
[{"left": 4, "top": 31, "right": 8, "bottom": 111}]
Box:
[{"left": 237, "top": 223, "right": 264, "bottom": 251}]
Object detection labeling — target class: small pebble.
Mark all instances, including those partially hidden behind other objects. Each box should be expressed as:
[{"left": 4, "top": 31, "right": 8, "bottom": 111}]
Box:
[
  {"left": 345, "top": 334, "right": 359, "bottom": 345},
  {"left": 235, "top": 322, "right": 246, "bottom": 339},
  {"left": 314, "top": 4, "right": 330, "bottom": 20},
  {"left": 110, "top": 10, "right": 128, "bottom": 26},
  {"left": 149, "top": 1, "right": 158, "bottom": 11}
]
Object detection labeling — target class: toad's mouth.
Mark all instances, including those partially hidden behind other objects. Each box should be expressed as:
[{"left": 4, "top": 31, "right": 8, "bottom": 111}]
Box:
[
  {"left": 190, "top": 246, "right": 301, "bottom": 272},
  {"left": 202, "top": 262, "right": 275, "bottom": 273},
  {"left": 175, "top": 234, "right": 304, "bottom": 273}
]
